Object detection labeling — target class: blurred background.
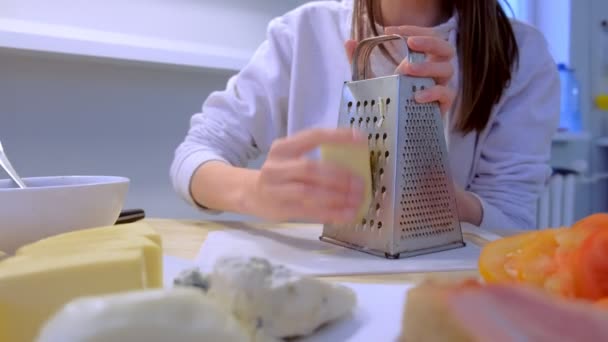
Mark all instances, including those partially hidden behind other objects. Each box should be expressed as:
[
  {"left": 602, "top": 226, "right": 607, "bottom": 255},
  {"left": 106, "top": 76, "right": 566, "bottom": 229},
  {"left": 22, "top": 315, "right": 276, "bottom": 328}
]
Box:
[{"left": 1, "top": 0, "right": 606, "bottom": 226}]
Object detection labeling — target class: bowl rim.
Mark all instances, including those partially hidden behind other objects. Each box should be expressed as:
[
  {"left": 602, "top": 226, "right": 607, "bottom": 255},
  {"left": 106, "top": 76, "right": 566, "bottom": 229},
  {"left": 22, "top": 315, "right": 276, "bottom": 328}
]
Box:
[{"left": 0, "top": 175, "right": 130, "bottom": 192}]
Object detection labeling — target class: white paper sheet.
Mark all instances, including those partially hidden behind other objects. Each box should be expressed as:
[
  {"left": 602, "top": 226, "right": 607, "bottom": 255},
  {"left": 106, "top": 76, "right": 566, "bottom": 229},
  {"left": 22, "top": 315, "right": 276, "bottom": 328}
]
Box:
[
  {"left": 162, "top": 255, "right": 412, "bottom": 342},
  {"left": 162, "top": 255, "right": 195, "bottom": 288},
  {"left": 298, "top": 282, "right": 413, "bottom": 342},
  {"left": 195, "top": 223, "right": 490, "bottom": 276}
]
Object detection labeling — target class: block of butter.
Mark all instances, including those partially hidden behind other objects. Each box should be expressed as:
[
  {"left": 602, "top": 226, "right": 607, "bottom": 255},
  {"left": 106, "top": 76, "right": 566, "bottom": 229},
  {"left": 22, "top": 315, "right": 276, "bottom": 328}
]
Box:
[
  {"left": 19, "top": 222, "right": 162, "bottom": 249},
  {"left": 17, "top": 235, "right": 163, "bottom": 288},
  {"left": 0, "top": 250, "right": 148, "bottom": 342},
  {"left": 320, "top": 142, "right": 373, "bottom": 222}
]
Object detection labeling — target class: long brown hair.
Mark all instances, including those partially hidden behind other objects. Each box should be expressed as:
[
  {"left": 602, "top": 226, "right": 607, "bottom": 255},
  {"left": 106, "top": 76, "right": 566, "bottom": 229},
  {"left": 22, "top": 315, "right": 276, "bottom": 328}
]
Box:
[{"left": 352, "top": 0, "right": 520, "bottom": 134}]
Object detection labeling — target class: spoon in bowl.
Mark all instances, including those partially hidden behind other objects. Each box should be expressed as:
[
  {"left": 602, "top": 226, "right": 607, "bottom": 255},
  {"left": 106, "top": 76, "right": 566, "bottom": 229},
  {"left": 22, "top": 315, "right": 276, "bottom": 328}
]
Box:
[{"left": 0, "top": 140, "right": 27, "bottom": 189}]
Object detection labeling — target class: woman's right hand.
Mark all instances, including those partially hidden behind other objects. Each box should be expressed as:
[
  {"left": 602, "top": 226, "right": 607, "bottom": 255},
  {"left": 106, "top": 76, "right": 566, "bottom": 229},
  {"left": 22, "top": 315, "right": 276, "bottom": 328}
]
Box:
[{"left": 244, "top": 128, "right": 367, "bottom": 224}]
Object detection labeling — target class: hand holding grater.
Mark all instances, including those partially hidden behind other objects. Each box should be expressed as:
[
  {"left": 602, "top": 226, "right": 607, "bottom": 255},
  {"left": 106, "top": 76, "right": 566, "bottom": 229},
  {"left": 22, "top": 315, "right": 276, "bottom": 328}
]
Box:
[{"left": 320, "top": 34, "right": 465, "bottom": 259}]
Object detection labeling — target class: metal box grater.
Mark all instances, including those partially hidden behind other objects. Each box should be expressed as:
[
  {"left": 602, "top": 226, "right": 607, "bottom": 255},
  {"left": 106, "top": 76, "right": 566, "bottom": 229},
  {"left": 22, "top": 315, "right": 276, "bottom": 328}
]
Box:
[{"left": 320, "top": 35, "right": 465, "bottom": 259}]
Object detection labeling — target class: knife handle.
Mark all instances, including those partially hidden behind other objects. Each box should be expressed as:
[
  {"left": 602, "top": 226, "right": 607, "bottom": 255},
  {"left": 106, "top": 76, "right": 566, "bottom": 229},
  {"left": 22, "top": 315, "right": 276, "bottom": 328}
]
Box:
[{"left": 115, "top": 209, "right": 146, "bottom": 225}]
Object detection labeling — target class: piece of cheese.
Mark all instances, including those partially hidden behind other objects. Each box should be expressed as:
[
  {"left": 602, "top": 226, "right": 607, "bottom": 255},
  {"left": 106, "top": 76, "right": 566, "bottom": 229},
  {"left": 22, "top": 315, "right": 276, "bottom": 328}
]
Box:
[
  {"left": 36, "top": 287, "right": 249, "bottom": 342},
  {"left": 17, "top": 236, "right": 162, "bottom": 288},
  {"left": 19, "top": 222, "right": 162, "bottom": 250},
  {"left": 320, "top": 143, "right": 372, "bottom": 222},
  {"left": 175, "top": 257, "right": 357, "bottom": 339},
  {"left": 0, "top": 250, "right": 147, "bottom": 342}
]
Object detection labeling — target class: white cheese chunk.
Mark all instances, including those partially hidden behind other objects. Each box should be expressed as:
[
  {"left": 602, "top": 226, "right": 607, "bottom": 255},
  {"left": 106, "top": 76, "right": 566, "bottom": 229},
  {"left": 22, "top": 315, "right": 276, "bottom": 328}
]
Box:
[
  {"left": 36, "top": 287, "right": 249, "bottom": 342},
  {"left": 176, "top": 257, "right": 357, "bottom": 340}
]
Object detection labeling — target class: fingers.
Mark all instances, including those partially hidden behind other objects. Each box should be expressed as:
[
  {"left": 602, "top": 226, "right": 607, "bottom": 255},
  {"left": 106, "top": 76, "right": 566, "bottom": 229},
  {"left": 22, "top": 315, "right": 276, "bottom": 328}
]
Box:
[
  {"left": 265, "top": 158, "right": 362, "bottom": 194},
  {"left": 406, "top": 36, "right": 454, "bottom": 61},
  {"left": 297, "top": 160, "right": 365, "bottom": 195},
  {"left": 414, "top": 85, "right": 456, "bottom": 116},
  {"left": 385, "top": 25, "right": 438, "bottom": 38},
  {"left": 344, "top": 39, "right": 358, "bottom": 65},
  {"left": 273, "top": 183, "right": 363, "bottom": 224},
  {"left": 292, "top": 202, "right": 358, "bottom": 224},
  {"left": 396, "top": 59, "right": 454, "bottom": 85},
  {"left": 385, "top": 25, "right": 454, "bottom": 61},
  {"left": 270, "top": 128, "right": 366, "bottom": 159},
  {"left": 386, "top": 27, "right": 455, "bottom": 89}
]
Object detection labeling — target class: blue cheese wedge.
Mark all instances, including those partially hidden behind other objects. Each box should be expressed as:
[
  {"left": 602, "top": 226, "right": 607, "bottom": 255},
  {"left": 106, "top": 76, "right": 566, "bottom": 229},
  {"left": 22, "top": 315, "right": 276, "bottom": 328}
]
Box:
[
  {"left": 175, "top": 257, "right": 357, "bottom": 340},
  {"left": 36, "top": 287, "right": 249, "bottom": 342}
]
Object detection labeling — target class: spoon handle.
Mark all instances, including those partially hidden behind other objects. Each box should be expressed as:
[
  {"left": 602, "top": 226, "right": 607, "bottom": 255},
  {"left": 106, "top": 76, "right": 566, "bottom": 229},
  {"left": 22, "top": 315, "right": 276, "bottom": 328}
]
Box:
[{"left": 0, "top": 152, "right": 27, "bottom": 188}]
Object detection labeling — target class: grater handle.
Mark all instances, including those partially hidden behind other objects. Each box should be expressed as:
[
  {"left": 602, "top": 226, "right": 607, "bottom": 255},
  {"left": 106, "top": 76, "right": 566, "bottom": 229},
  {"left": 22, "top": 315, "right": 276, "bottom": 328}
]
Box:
[{"left": 351, "top": 34, "right": 425, "bottom": 81}]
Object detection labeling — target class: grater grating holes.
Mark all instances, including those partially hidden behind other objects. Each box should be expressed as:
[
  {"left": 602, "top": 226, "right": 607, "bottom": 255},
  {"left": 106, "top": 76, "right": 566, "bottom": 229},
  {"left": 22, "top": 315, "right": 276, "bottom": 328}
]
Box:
[
  {"left": 398, "top": 99, "right": 457, "bottom": 239},
  {"left": 344, "top": 96, "right": 399, "bottom": 236},
  {"left": 347, "top": 97, "right": 390, "bottom": 231}
]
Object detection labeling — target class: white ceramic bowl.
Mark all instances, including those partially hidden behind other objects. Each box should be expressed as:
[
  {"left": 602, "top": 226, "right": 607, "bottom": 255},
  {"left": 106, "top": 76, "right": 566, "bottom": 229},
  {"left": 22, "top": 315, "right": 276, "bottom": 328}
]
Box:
[{"left": 0, "top": 176, "right": 129, "bottom": 254}]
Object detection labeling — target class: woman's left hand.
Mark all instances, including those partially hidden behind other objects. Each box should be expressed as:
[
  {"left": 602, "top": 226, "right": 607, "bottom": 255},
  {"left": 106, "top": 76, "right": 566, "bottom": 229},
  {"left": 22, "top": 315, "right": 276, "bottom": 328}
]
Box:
[
  {"left": 386, "top": 26, "right": 457, "bottom": 116},
  {"left": 345, "top": 26, "right": 457, "bottom": 116},
  {"left": 452, "top": 182, "right": 482, "bottom": 226}
]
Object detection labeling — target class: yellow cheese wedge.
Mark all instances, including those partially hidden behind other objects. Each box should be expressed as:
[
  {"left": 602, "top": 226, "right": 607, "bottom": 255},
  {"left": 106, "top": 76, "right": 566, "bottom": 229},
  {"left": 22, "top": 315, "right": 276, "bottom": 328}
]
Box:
[
  {"left": 18, "top": 236, "right": 162, "bottom": 288},
  {"left": 320, "top": 143, "right": 373, "bottom": 222},
  {"left": 18, "top": 222, "right": 162, "bottom": 249},
  {"left": 0, "top": 250, "right": 147, "bottom": 342}
]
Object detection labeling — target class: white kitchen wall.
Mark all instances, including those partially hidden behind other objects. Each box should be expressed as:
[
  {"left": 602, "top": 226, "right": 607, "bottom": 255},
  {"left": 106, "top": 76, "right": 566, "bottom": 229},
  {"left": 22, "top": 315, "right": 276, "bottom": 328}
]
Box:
[
  {"left": 0, "top": 0, "right": 309, "bottom": 55},
  {"left": 533, "top": 0, "right": 571, "bottom": 66},
  {"left": 502, "top": 0, "right": 571, "bottom": 66},
  {"left": 1, "top": 49, "right": 234, "bottom": 220},
  {"left": 0, "top": 0, "right": 310, "bottom": 221}
]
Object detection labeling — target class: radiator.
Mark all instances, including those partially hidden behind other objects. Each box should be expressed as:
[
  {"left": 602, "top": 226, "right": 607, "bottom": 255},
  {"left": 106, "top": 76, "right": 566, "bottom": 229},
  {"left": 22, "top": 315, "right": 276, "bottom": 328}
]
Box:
[{"left": 537, "top": 171, "right": 577, "bottom": 229}]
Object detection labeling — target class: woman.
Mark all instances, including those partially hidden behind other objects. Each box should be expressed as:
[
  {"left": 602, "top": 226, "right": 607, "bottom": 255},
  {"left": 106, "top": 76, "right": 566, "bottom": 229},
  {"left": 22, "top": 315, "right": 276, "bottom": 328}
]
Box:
[{"left": 170, "top": 0, "right": 559, "bottom": 230}]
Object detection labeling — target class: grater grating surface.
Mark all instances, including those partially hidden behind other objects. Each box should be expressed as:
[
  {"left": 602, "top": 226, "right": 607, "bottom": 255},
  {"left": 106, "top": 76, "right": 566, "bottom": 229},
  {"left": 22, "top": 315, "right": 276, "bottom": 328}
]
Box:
[{"left": 320, "top": 35, "right": 465, "bottom": 259}]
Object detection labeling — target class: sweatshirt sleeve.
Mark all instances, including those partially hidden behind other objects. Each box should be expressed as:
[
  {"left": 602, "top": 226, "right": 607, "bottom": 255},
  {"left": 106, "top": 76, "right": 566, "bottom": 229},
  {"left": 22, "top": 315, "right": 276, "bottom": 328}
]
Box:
[
  {"left": 170, "top": 17, "right": 293, "bottom": 209},
  {"left": 467, "top": 26, "right": 560, "bottom": 230}
]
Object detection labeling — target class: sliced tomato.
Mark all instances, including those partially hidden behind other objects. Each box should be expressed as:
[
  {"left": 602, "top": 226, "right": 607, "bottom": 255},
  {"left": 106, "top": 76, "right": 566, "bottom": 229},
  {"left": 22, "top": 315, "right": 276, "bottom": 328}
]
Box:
[
  {"left": 517, "top": 230, "right": 561, "bottom": 286},
  {"left": 479, "top": 230, "right": 559, "bottom": 283},
  {"left": 572, "top": 213, "right": 608, "bottom": 231},
  {"left": 550, "top": 215, "right": 608, "bottom": 298},
  {"left": 543, "top": 271, "right": 576, "bottom": 298},
  {"left": 572, "top": 228, "right": 608, "bottom": 300}
]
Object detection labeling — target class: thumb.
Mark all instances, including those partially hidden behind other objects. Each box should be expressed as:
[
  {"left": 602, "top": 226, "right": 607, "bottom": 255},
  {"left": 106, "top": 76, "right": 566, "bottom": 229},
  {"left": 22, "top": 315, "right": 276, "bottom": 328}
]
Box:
[{"left": 344, "top": 39, "right": 358, "bottom": 65}]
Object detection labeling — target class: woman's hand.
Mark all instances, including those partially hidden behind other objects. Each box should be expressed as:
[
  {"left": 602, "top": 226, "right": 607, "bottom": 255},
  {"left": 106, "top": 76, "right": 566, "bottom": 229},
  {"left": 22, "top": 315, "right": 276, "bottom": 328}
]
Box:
[
  {"left": 453, "top": 183, "right": 482, "bottom": 226},
  {"left": 244, "top": 128, "right": 368, "bottom": 224},
  {"left": 386, "top": 26, "right": 457, "bottom": 116},
  {"left": 345, "top": 26, "right": 457, "bottom": 116}
]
